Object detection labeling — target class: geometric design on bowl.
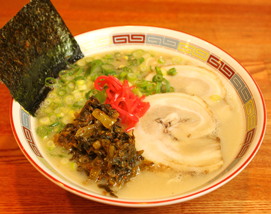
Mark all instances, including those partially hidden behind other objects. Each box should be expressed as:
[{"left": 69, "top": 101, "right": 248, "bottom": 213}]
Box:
[
  {"left": 113, "top": 34, "right": 145, "bottom": 44},
  {"left": 207, "top": 54, "right": 235, "bottom": 79},
  {"left": 230, "top": 74, "right": 252, "bottom": 104},
  {"left": 20, "top": 107, "right": 42, "bottom": 157},
  {"left": 22, "top": 126, "right": 42, "bottom": 158},
  {"left": 245, "top": 100, "right": 256, "bottom": 131},
  {"left": 146, "top": 34, "right": 179, "bottom": 49},
  {"left": 236, "top": 128, "right": 255, "bottom": 159},
  {"left": 178, "top": 41, "right": 209, "bottom": 61}
]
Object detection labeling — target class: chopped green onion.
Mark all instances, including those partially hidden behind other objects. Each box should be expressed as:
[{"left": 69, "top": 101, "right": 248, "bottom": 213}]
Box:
[
  {"left": 54, "top": 108, "right": 64, "bottom": 118},
  {"left": 79, "top": 84, "right": 88, "bottom": 91},
  {"left": 131, "top": 59, "right": 138, "bottom": 66},
  {"left": 64, "top": 95, "right": 75, "bottom": 105},
  {"left": 56, "top": 89, "right": 67, "bottom": 97},
  {"left": 46, "top": 140, "right": 55, "bottom": 151},
  {"left": 152, "top": 74, "right": 163, "bottom": 82},
  {"left": 36, "top": 126, "right": 53, "bottom": 139},
  {"left": 90, "top": 59, "right": 103, "bottom": 77},
  {"left": 39, "top": 117, "right": 50, "bottom": 125},
  {"left": 145, "top": 82, "right": 156, "bottom": 92},
  {"left": 43, "top": 98, "right": 52, "bottom": 107},
  {"left": 50, "top": 115, "right": 57, "bottom": 122},
  {"left": 84, "top": 66, "right": 92, "bottom": 77},
  {"left": 51, "top": 102, "right": 60, "bottom": 110},
  {"left": 76, "top": 79, "right": 86, "bottom": 86},
  {"left": 67, "top": 81, "right": 76, "bottom": 90},
  {"left": 105, "top": 70, "right": 117, "bottom": 75},
  {"left": 162, "top": 78, "right": 171, "bottom": 92},
  {"left": 48, "top": 92, "right": 58, "bottom": 99},
  {"left": 172, "top": 57, "right": 182, "bottom": 64},
  {"left": 138, "top": 57, "right": 145, "bottom": 64},
  {"left": 73, "top": 92, "right": 83, "bottom": 100},
  {"left": 48, "top": 121, "right": 59, "bottom": 128},
  {"left": 60, "top": 107, "right": 69, "bottom": 113},
  {"left": 57, "top": 79, "right": 66, "bottom": 86},
  {"left": 75, "top": 68, "right": 83, "bottom": 76},
  {"left": 59, "top": 70, "right": 69, "bottom": 79},
  {"left": 101, "top": 64, "right": 115, "bottom": 73},
  {"left": 139, "top": 64, "right": 147, "bottom": 72},
  {"left": 155, "top": 67, "right": 163, "bottom": 76},
  {"left": 68, "top": 68, "right": 76, "bottom": 76},
  {"left": 65, "top": 60, "right": 79, "bottom": 69},
  {"left": 122, "top": 66, "right": 132, "bottom": 72},
  {"left": 45, "top": 77, "right": 56, "bottom": 86},
  {"left": 167, "top": 67, "right": 177, "bottom": 75},
  {"left": 74, "top": 76, "right": 85, "bottom": 81},
  {"left": 76, "top": 59, "right": 86, "bottom": 67},
  {"left": 119, "top": 72, "right": 128, "bottom": 79},
  {"left": 132, "top": 49, "right": 145, "bottom": 59},
  {"left": 91, "top": 74, "right": 99, "bottom": 81},
  {"left": 127, "top": 73, "right": 137, "bottom": 83},
  {"left": 155, "top": 82, "right": 162, "bottom": 93},
  {"left": 103, "top": 54, "right": 114, "bottom": 62},
  {"left": 43, "top": 106, "right": 53, "bottom": 114},
  {"left": 158, "top": 57, "right": 166, "bottom": 64},
  {"left": 73, "top": 100, "right": 84, "bottom": 108},
  {"left": 134, "top": 79, "right": 148, "bottom": 88}
]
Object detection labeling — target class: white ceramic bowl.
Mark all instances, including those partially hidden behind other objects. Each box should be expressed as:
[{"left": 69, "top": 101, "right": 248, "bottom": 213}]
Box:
[{"left": 11, "top": 26, "right": 266, "bottom": 207}]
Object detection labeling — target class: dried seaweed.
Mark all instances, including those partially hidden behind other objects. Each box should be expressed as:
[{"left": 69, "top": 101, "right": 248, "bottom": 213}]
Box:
[{"left": 0, "top": 0, "right": 84, "bottom": 115}]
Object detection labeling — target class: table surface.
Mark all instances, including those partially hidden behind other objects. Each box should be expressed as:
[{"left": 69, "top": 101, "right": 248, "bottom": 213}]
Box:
[{"left": 0, "top": 0, "right": 271, "bottom": 213}]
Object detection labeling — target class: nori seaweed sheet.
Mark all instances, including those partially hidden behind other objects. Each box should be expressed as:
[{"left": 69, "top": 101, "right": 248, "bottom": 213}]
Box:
[{"left": 0, "top": 0, "right": 84, "bottom": 116}]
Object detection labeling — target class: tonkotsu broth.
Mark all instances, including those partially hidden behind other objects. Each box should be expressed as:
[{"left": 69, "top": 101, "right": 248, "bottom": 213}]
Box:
[{"left": 34, "top": 47, "right": 246, "bottom": 199}]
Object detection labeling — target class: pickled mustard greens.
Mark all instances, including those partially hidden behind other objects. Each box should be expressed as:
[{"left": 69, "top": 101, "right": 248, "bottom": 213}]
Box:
[{"left": 54, "top": 96, "right": 152, "bottom": 197}]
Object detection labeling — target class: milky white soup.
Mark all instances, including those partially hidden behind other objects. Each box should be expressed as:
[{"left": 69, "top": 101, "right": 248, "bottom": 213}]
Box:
[{"left": 34, "top": 47, "right": 246, "bottom": 199}]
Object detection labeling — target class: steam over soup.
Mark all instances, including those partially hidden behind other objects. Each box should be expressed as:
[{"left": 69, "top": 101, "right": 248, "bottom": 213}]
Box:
[{"left": 34, "top": 47, "right": 246, "bottom": 199}]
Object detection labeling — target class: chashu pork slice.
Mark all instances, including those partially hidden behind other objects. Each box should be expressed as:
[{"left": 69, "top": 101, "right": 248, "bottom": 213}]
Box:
[
  {"left": 146, "top": 65, "right": 226, "bottom": 103},
  {"left": 134, "top": 93, "right": 224, "bottom": 174}
]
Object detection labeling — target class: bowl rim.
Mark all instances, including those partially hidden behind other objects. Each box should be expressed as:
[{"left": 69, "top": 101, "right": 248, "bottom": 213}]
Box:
[{"left": 10, "top": 25, "right": 267, "bottom": 207}]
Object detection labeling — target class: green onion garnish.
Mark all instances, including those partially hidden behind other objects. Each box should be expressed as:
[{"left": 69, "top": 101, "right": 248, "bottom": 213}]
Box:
[
  {"left": 134, "top": 79, "right": 148, "bottom": 88},
  {"left": 155, "top": 67, "right": 163, "bottom": 76},
  {"left": 152, "top": 74, "right": 163, "bottom": 82},
  {"left": 167, "top": 67, "right": 177, "bottom": 75},
  {"left": 127, "top": 73, "right": 137, "bottom": 83},
  {"left": 45, "top": 77, "right": 57, "bottom": 86}
]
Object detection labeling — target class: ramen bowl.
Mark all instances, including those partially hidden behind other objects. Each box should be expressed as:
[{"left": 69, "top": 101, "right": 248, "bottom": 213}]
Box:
[{"left": 11, "top": 26, "right": 266, "bottom": 207}]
